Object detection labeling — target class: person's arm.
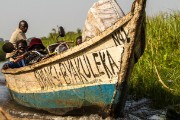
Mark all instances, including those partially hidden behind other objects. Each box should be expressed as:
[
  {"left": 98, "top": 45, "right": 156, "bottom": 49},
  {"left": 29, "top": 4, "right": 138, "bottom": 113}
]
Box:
[
  {"left": 13, "top": 52, "right": 30, "bottom": 63},
  {"left": 17, "top": 31, "right": 27, "bottom": 40},
  {"left": 6, "top": 31, "right": 17, "bottom": 59},
  {"left": 13, "top": 55, "right": 24, "bottom": 63}
]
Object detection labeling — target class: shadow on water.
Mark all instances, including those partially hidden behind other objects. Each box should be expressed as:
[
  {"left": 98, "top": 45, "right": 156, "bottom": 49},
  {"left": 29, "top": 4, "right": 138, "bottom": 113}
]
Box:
[{"left": 0, "top": 62, "right": 167, "bottom": 120}]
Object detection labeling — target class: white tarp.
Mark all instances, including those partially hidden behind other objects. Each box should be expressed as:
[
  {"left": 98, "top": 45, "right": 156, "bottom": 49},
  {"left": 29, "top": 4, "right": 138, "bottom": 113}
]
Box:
[{"left": 82, "top": 0, "right": 125, "bottom": 41}]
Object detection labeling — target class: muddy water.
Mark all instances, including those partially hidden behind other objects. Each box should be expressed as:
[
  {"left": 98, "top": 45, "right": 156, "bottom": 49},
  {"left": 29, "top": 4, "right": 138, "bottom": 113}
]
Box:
[{"left": 0, "top": 62, "right": 166, "bottom": 120}]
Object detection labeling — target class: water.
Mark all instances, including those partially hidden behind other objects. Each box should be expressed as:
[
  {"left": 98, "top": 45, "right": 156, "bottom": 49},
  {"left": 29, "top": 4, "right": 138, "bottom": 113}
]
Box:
[{"left": 0, "top": 62, "right": 166, "bottom": 120}]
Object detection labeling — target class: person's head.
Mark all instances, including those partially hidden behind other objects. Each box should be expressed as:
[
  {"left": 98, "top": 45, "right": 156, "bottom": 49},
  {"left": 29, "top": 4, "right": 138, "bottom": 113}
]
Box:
[
  {"left": 76, "top": 36, "right": 82, "bottom": 45},
  {"left": 16, "top": 39, "right": 28, "bottom": 53},
  {"left": 2, "top": 42, "right": 15, "bottom": 53},
  {"left": 28, "top": 38, "right": 45, "bottom": 51},
  {"left": 19, "top": 20, "right": 28, "bottom": 33}
]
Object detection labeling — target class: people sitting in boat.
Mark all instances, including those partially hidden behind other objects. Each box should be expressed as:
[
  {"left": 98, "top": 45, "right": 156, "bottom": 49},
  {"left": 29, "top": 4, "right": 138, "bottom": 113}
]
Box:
[
  {"left": 76, "top": 36, "right": 82, "bottom": 45},
  {"left": 2, "top": 40, "right": 28, "bottom": 69},
  {"left": 25, "top": 37, "right": 48, "bottom": 65},
  {"left": 6, "top": 20, "right": 28, "bottom": 61}
]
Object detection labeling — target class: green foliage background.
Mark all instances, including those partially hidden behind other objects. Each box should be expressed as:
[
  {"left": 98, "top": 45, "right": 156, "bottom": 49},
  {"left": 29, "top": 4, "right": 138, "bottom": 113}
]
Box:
[
  {"left": 41, "top": 28, "right": 82, "bottom": 47},
  {"left": 129, "top": 12, "right": 180, "bottom": 107}
]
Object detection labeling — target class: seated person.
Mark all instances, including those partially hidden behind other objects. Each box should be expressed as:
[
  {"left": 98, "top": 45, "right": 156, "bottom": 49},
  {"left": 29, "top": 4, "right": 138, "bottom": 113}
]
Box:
[
  {"left": 76, "top": 36, "right": 82, "bottom": 45},
  {"left": 2, "top": 38, "right": 48, "bottom": 69},
  {"left": 54, "top": 42, "right": 69, "bottom": 54},
  {"left": 12, "top": 39, "right": 28, "bottom": 60},
  {"left": 2, "top": 40, "right": 28, "bottom": 69},
  {"left": 25, "top": 37, "right": 47, "bottom": 65}
]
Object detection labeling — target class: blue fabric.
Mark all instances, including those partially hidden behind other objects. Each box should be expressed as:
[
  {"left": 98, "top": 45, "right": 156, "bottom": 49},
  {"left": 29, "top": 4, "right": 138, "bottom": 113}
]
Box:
[
  {"left": 5, "top": 59, "right": 26, "bottom": 68},
  {"left": 10, "top": 84, "right": 116, "bottom": 108}
]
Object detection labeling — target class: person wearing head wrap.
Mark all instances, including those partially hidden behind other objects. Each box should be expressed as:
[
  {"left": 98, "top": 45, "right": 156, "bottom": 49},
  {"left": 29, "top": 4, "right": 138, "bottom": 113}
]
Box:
[{"left": 25, "top": 38, "right": 47, "bottom": 65}]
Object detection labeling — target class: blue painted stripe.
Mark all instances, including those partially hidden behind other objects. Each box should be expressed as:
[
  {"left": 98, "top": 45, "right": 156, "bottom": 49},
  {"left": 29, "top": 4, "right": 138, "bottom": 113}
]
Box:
[{"left": 10, "top": 84, "right": 119, "bottom": 109}]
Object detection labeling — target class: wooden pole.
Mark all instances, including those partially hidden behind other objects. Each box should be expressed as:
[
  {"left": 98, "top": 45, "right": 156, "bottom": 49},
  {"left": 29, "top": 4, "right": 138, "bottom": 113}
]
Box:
[{"left": 0, "top": 107, "right": 13, "bottom": 120}]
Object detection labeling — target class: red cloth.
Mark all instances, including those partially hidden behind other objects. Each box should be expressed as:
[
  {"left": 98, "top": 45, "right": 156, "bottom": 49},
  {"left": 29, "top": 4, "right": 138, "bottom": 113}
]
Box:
[{"left": 29, "top": 38, "right": 45, "bottom": 50}]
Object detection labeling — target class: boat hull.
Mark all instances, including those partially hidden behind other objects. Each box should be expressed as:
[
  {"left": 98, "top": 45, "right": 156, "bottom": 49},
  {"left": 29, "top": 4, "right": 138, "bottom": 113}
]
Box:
[
  {"left": 10, "top": 83, "right": 119, "bottom": 115},
  {"left": 5, "top": 40, "right": 125, "bottom": 115}
]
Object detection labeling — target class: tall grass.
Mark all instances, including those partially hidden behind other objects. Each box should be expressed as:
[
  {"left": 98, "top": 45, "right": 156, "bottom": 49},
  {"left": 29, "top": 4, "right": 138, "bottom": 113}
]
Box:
[{"left": 129, "top": 11, "right": 180, "bottom": 108}]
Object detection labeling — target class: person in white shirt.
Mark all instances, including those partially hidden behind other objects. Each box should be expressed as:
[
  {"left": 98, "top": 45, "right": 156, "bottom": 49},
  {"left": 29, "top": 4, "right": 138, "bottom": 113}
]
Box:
[{"left": 6, "top": 20, "right": 28, "bottom": 60}]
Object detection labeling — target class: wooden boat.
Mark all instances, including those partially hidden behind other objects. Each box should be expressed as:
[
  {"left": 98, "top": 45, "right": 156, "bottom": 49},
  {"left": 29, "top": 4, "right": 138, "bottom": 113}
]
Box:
[{"left": 2, "top": 0, "right": 146, "bottom": 117}]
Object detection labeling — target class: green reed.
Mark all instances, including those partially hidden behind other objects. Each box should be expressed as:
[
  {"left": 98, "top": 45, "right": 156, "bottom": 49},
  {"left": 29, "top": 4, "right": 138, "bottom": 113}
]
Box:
[{"left": 129, "top": 11, "right": 180, "bottom": 108}]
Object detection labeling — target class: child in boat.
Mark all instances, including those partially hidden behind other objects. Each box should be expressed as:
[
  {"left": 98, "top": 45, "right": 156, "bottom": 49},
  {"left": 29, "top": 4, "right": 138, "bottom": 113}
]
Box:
[{"left": 2, "top": 40, "right": 28, "bottom": 69}]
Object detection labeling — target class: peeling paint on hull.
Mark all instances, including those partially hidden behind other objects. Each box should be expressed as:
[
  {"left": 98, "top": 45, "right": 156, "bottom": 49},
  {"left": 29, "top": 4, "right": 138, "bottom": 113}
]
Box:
[{"left": 10, "top": 84, "right": 118, "bottom": 115}]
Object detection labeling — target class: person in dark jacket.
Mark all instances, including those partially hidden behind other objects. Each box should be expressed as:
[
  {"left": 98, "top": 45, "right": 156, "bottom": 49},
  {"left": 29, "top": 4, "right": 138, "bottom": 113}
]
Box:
[{"left": 25, "top": 37, "right": 47, "bottom": 65}]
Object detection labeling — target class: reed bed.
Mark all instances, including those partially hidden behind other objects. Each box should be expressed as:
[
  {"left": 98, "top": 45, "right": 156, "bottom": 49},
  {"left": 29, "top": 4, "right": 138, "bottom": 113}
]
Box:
[{"left": 129, "top": 11, "right": 180, "bottom": 107}]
